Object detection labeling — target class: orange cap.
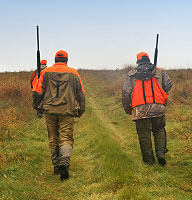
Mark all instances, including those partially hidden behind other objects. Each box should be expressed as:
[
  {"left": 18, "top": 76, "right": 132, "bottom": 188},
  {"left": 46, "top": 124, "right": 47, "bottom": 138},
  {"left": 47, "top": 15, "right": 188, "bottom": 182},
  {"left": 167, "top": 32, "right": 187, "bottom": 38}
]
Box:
[
  {"left": 136, "top": 52, "right": 149, "bottom": 61},
  {"left": 41, "top": 59, "right": 47, "bottom": 65},
  {"left": 55, "top": 50, "right": 68, "bottom": 58}
]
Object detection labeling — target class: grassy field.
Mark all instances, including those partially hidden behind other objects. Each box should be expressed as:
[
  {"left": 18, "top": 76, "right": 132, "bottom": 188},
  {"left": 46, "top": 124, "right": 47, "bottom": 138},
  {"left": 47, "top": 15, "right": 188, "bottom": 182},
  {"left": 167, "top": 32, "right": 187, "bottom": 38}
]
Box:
[{"left": 0, "top": 68, "right": 192, "bottom": 200}]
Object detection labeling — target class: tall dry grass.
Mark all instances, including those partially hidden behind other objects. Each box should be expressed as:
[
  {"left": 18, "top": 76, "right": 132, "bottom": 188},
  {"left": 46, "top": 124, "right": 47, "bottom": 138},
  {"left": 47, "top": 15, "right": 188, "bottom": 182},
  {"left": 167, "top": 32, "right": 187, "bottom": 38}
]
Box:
[
  {"left": 0, "top": 68, "right": 191, "bottom": 139},
  {"left": 166, "top": 69, "right": 192, "bottom": 105},
  {"left": 0, "top": 72, "right": 33, "bottom": 139}
]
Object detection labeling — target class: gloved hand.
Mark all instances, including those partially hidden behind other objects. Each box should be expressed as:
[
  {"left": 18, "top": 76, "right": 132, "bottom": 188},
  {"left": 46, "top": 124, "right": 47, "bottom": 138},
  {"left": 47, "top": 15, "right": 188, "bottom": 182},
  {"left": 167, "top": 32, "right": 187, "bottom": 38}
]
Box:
[
  {"left": 37, "top": 109, "right": 44, "bottom": 118},
  {"left": 77, "top": 110, "right": 84, "bottom": 118},
  {"left": 125, "top": 106, "right": 132, "bottom": 115}
]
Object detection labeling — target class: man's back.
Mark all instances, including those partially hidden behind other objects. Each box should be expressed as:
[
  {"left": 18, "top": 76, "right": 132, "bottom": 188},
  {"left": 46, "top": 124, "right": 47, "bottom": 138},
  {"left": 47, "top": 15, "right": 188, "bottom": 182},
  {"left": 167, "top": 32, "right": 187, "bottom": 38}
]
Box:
[
  {"left": 33, "top": 62, "right": 85, "bottom": 117},
  {"left": 122, "top": 62, "right": 172, "bottom": 120}
]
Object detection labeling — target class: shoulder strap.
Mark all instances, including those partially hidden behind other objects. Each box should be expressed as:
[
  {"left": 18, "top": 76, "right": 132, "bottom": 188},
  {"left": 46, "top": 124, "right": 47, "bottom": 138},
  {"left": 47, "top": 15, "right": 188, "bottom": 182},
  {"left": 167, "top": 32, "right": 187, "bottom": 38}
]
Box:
[
  {"left": 142, "top": 80, "right": 147, "bottom": 104},
  {"left": 151, "top": 78, "right": 155, "bottom": 103},
  {"left": 131, "top": 77, "right": 137, "bottom": 91}
]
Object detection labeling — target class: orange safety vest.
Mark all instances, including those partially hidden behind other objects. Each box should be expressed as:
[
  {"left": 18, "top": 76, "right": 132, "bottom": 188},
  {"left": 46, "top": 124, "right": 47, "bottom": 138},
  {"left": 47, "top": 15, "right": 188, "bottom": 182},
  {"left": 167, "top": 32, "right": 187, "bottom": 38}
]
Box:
[{"left": 131, "top": 77, "right": 168, "bottom": 108}]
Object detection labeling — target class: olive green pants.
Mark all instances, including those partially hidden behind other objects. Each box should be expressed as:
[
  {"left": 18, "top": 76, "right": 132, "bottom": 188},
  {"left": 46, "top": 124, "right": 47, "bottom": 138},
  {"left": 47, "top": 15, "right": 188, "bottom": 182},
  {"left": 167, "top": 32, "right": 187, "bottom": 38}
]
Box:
[
  {"left": 135, "top": 115, "right": 167, "bottom": 164},
  {"left": 45, "top": 114, "right": 74, "bottom": 169}
]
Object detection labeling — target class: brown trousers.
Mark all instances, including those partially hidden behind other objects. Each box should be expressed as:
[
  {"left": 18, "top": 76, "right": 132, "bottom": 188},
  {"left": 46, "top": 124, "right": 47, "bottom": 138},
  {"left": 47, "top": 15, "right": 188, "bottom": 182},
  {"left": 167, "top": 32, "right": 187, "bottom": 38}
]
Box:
[{"left": 45, "top": 114, "right": 74, "bottom": 169}]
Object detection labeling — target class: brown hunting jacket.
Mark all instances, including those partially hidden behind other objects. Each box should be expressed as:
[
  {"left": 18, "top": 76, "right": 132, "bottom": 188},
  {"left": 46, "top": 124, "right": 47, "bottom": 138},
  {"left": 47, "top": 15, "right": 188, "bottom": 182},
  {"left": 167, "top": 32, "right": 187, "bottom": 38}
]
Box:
[
  {"left": 122, "top": 61, "right": 172, "bottom": 120},
  {"left": 32, "top": 63, "right": 85, "bottom": 117}
]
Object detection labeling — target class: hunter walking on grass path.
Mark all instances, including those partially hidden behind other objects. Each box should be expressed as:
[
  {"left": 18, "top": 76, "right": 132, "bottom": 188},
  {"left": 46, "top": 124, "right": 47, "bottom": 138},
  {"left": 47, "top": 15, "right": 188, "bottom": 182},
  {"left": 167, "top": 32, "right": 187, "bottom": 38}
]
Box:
[
  {"left": 32, "top": 50, "right": 85, "bottom": 180},
  {"left": 122, "top": 52, "right": 172, "bottom": 166}
]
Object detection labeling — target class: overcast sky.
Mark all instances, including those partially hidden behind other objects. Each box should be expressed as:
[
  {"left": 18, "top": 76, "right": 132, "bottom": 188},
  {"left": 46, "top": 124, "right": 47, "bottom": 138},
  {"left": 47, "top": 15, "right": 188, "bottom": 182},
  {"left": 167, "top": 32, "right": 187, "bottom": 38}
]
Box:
[{"left": 0, "top": 0, "right": 192, "bottom": 72}]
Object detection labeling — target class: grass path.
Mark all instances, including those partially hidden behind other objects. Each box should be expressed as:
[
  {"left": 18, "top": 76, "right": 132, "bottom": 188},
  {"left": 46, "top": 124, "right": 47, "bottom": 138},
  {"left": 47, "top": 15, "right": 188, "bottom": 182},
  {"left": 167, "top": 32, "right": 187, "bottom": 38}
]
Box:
[{"left": 1, "top": 74, "right": 192, "bottom": 199}]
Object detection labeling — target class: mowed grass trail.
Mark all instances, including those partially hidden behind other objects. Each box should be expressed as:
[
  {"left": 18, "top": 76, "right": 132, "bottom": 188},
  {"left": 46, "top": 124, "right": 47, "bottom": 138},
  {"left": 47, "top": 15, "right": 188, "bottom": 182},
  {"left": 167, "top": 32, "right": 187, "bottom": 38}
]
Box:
[{"left": 0, "top": 70, "right": 192, "bottom": 199}]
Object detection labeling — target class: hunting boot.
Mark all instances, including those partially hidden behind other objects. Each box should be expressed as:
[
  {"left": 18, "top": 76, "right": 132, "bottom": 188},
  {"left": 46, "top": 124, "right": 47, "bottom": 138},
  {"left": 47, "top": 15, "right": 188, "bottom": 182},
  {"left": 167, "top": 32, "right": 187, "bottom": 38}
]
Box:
[
  {"left": 157, "top": 154, "right": 166, "bottom": 166},
  {"left": 59, "top": 165, "right": 69, "bottom": 181},
  {"left": 158, "top": 158, "right": 166, "bottom": 166}
]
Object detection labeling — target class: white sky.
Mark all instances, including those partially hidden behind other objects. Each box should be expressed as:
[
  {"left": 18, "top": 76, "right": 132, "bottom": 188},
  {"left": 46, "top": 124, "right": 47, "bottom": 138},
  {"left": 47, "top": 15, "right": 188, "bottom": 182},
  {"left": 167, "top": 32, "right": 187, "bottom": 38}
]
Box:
[{"left": 0, "top": 0, "right": 192, "bottom": 72}]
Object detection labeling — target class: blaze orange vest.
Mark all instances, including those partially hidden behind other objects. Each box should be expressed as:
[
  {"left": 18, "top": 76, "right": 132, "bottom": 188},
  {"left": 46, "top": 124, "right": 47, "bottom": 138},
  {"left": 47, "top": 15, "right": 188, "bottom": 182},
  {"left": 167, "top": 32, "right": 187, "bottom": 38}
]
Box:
[{"left": 131, "top": 77, "right": 168, "bottom": 108}]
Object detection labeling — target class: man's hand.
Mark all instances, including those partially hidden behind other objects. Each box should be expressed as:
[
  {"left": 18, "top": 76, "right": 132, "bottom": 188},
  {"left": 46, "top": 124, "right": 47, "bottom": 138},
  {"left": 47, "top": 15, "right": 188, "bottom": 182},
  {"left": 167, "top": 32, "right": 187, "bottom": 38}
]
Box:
[
  {"left": 125, "top": 106, "right": 132, "bottom": 115},
  {"left": 77, "top": 110, "right": 84, "bottom": 118},
  {"left": 37, "top": 109, "right": 44, "bottom": 118},
  {"left": 126, "top": 110, "right": 132, "bottom": 115}
]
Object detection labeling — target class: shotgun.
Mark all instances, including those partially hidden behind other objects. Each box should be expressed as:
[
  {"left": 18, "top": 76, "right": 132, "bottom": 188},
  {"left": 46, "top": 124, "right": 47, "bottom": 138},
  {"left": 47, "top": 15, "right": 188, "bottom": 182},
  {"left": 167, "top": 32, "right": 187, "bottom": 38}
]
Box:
[
  {"left": 36, "top": 26, "right": 41, "bottom": 78},
  {"left": 154, "top": 34, "right": 159, "bottom": 67}
]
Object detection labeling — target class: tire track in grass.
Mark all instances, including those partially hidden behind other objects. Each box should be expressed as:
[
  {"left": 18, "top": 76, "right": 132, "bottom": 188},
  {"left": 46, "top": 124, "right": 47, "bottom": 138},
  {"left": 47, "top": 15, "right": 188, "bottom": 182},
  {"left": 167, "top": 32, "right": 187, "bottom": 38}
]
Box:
[
  {"left": 86, "top": 91, "right": 141, "bottom": 162},
  {"left": 84, "top": 83, "right": 192, "bottom": 200}
]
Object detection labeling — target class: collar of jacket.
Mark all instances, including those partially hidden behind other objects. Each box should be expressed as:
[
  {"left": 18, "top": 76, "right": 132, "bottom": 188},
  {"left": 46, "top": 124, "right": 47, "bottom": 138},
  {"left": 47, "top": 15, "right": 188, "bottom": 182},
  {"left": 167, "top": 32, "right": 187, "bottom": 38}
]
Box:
[
  {"left": 53, "top": 62, "right": 68, "bottom": 67},
  {"left": 129, "top": 61, "right": 155, "bottom": 77},
  {"left": 137, "top": 61, "right": 151, "bottom": 68}
]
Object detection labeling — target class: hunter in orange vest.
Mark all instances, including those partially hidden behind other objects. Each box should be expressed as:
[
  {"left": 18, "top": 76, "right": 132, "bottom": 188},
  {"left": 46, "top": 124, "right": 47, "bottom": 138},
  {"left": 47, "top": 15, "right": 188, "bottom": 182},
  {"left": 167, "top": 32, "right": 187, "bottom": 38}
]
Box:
[
  {"left": 32, "top": 50, "right": 85, "bottom": 180},
  {"left": 122, "top": 52, "right": 172, "bottom": 165},
  {"left": 30, "top": 59, "right": 47, "bottom": 88}
]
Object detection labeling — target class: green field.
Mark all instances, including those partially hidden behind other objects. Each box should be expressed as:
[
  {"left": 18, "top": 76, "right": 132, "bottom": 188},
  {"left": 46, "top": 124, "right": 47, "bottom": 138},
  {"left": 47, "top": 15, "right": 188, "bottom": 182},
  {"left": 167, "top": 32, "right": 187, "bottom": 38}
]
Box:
[{"left": 0, "top": 69, "right": 192, "bottom": 200}]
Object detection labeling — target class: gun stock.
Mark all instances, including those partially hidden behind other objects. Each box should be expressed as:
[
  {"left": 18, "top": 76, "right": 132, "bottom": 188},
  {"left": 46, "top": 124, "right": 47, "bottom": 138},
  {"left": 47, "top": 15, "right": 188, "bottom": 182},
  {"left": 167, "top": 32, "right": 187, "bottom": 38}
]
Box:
[
  {"left": 154, "top": 34, "right": 159, "bottom": 67},
  {"left": 36, "top": 26, "right": 41, "bottom": 78}
]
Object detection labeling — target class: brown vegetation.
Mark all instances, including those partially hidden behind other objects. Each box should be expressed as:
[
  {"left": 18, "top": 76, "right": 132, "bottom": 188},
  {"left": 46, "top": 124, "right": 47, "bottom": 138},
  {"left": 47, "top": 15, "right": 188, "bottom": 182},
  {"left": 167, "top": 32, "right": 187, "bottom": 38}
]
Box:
[
  {"left": 166, "top": 69, "right": 192, "bottom": 105},
  {"left": 0, "top": 72, "right": 33, "bottom": 139},
  {"left": 0, "top": 68, "right": 191, "bottom": 141}
]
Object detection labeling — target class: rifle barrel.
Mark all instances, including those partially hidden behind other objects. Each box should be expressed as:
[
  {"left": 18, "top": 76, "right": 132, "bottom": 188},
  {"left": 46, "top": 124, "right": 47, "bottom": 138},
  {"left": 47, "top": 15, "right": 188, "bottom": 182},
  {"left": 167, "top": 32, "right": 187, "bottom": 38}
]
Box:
[
  {"left": 154, "top": 34, "right": 159, "bottom": 66},
  {"left": 36, "top": 25, "right": 41, "bottom": 78},
  {"left": 37, "top": 26, "right": 40, "bottom": 50},
  {"left": 156, "top": 34, "right": 159, "bottom": 49}
]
